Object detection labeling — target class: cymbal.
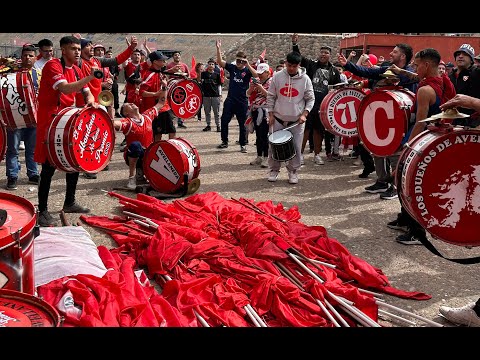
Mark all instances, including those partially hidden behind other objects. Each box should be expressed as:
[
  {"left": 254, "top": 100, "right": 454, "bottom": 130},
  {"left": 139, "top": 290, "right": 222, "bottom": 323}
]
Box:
[
  {"left": 418, "top": 108, "right": 470, "bottom": 122},
  {"left": 380, "top": 70, "right": 398, "bottom": 78}
]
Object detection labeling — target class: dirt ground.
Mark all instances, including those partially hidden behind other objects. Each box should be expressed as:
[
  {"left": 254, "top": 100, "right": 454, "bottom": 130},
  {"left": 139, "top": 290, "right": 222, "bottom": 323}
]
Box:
[{"left": 2, "top": 83, "right": 479, "bottom": 328}]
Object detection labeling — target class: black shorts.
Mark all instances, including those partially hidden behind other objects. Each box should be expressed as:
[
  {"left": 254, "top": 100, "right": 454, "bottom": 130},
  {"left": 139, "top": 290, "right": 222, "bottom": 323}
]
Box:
[{"left": 152, "top": 110, "right": 176, "bottom": 135}]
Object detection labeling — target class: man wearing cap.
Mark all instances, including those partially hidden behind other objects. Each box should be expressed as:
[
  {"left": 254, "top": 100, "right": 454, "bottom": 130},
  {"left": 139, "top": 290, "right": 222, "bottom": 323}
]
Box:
[
  {"left": 291, "top": 33, "right": 342, "bottom": 166},
  {"left": 77, "top": 36, "right": 138, "bottom": 179},
  {"left": 138, "top": 50, "right": 176, "bottom": 141},
  {"left": 215, "top": 39, "right": 258, "bottom": 153},
  {"left": 449, "top": 43, "right": 480, "bottom": 128}
]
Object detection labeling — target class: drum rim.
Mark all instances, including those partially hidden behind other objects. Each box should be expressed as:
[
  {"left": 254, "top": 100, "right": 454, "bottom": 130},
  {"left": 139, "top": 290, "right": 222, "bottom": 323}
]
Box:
[
  {"left": 0, "top": 192, "right": 37, "bottom": 247},
  {"left": 170, "top": 137, "right": 201, "bottom": 179}
]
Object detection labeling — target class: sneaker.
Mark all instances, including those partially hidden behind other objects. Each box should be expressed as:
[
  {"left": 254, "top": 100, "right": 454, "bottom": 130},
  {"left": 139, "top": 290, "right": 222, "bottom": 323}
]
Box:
[
  {"left": 309, "top": 148, "right": 314, "bottom": 154},
  {"left": 439, "top": 302, "right": 480, "bottom": 327},
  {"left": 216, "top": 126, "right": 221, "bottom": 132},
  {"left": 300, "top": 154, "right": 305, "bottom": 165},
  {"left": 217, "top": 142, "right": 228, "bottom": 149},
  {"left": 240, "top": 146, "right": 247, "bottom": 153},
  {"left": 202, "top": 126, "right": 211, "bottom": 132},
  {"left": 288, "top": 170, "right": 298, "bottom": 184},
  {"left": 38, "top": 210, "right": 57, "bottom": 227},
  {"left": 353, "top": 158, "right": 362, "bottom": 166},
  {"left": 178, "top": 123, "right": 187, "bottom": 129},
  {"left": 365, "top": 181, "right": 388, "bottom": 193},
  {"left": 19, "top": 141, "right": 25, "bottom": 150},
  {"left": 119, "top": 139, "right": 127, "bottom": 152},
  {"left": 314, "top": 154, "right": 325, "bottom": 165},
  {"left": 250, "top": 156, "right": 262, "bottom": 165},
  {"left": 395, "top": 232, "right": 424, "bottom": 245},
  {"left": 28, "top": 175, "right": 40, "bottom": 184},
  {"left": 387, "top": 214, "right": 409, "bottom": 232},
  {"left": 267, "top": 170, "right": 279, "bottom": 182},
  {"left": 380, "top": 185, "right": 398, "bottom": 200},
  {"left": 62, "top": 202, "right": 90, "bottom": 214},
  {"left": 6, "top": 177, "right": 17, "bottom": 190},
  {"left": 328, "top": 153, "right": 342, "bottom": 161},
  {"left": 127, "top": 176, "right": 136, "bottom": 190},
  {"left": 260, "top": 157, "right": 268, "bottom": 168},
  {"left": 358, "top": 167, "right": 375, "bottom": 178},
  {"left": 83, "top": 172, "right": 97, "bottom": 179}
]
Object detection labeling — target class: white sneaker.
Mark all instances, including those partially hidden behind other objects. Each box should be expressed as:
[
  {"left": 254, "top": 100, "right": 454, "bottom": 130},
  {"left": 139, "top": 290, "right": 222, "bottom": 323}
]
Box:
[
  {"left": 19, "top": 141, "right": 25, "bottom": 150},
  {"left": 267, "top": 170, "right": 279, "bottom": 182},
  {"left": 353, "top": 158, "right": 362, "bottom": 166},
  {"left": 250, "top": 156, "right": 262, "bottom": 165},
  {"left": 288, "top": 170, "right": 298, "bottom": 184},
  {"left": 439, "top": 302, "right": 480, "bottom": 327},
  {"left": 300, "top": 154, "right": 305, "bottom": 165},
  {"left": 127, "top": 176, "right": 136, "bottom": 190},
  {"left": 260, "top": 157, "right": 268, "bottom": 168},
  {"left": 314, "top": 154, "right": 324, "bottom": 165}
]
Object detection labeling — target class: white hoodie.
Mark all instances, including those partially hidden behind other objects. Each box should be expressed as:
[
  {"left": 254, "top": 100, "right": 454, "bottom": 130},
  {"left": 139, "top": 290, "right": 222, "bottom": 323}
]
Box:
[{"left": 266, "top": 66, "right": 315, "bottom": 123}]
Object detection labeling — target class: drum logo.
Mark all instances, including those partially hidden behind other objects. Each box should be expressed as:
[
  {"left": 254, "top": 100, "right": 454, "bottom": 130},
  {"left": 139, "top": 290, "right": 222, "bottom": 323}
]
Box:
[
  {"left": 78, "top": 113, "right": 98, "bottom": 159},
  {"left": 325, "top": 89, "right": 364, "bottom": 137},
  {"left": 150, "top": 146, "right": 180, "bottom": 184},
  {"left": 0, "top": 310, "right": 18, "bottom": 326},
  {"left": 0, "top": 77, "right": 28, "bottom": 116},
  {"left": 403, "top": 133, "right": 480, "bottom": 230}
]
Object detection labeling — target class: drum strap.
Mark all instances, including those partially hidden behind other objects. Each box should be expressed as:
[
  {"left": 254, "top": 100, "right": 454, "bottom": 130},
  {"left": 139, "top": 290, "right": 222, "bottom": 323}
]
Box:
[
  {"left": 274, "top": 116, "right": 289, "bottom": 127},
  {"left": 418, "top": 237, "right": 480, "bottom": 264}
]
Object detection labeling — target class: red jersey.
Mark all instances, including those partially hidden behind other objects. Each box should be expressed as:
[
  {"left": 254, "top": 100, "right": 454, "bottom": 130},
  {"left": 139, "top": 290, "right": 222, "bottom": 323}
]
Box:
[
  {"left": 166, "top": 61, "right": 189, "bottom": 74},
  {"left": 138, "top": 63, "right": 170, "bottom": 113},
  {"left": 34, "top": 58, "right": 89, "bottom": 163},
  {"left": 120, "top": 106, "right": 158, "bottom": 149},
  {"left": 124, "top": 61, "right": 141, "bottom": 93}
]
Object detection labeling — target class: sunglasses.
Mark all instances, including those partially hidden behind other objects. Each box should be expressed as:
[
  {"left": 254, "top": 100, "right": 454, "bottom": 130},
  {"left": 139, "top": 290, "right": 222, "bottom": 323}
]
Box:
[{"left": 236, "top": 59, "right": 247, "bottom": 64}]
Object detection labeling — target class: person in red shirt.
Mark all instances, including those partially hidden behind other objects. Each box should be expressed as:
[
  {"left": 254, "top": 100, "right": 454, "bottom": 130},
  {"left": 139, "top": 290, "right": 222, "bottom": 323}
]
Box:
[
  {"left": 35, "top": 35, "right": 98, "bottom": 227},
  {"left": 113, "top": 88, "right": 167, "bottom": 189},
  {"left": 138, "top": 50, "right": 176, "bottom": 141}
]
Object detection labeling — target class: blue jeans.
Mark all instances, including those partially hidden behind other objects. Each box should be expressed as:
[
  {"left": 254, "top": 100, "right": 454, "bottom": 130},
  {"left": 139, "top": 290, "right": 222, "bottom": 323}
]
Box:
[{"left": 6, "top": 127, "right": 38, "bottom": 179}]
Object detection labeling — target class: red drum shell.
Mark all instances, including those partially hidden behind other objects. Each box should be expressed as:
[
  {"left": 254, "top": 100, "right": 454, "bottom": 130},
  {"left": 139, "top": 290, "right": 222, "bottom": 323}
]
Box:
[
  {"left": 319, "top": 87, "right": 366, "bottom": 137},
  {"left": 357, "top": 87, "right": 414, "bottom": 157},
  {"left": 0, "top": 124, "right": 6, "bottom": 162},
  {"left": 0, "top": 71, "right": 37, "bottom": 130},
  {"left": 0, "top": 289, "right": 61, "bottom": 327},
  {"left": 167, "top": 78, "right": 203, "bottom": 119},
  {"left": 0, "top": 192, "right": 37, "bottom": 294},
  {"left": 143, "top": 138, "right": 201, "bottom": 194},
  {"left": 47, "top": 106, "right": 115, "bottom": 173},
  {"left": 397, "top": 126, "right": 480, "bottom": 247}
]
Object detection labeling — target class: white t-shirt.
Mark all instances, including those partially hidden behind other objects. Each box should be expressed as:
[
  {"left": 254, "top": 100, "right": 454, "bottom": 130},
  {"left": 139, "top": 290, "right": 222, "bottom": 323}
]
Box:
[{"left": 33, "top": 57, "right": 50, "bottom": 72}]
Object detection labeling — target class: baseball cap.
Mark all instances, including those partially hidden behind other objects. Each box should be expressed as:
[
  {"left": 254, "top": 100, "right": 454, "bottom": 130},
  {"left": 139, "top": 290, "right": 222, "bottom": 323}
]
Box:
[
  {"left": 256, "top": 63, "right": 270, "bottom": 74},
  {"left": 446, "top": 62, "right": 454, "bottom": 68},
  {"left": 80, "top": 38, "right": 92, "bottom": 49},
  {"left": 93, "top": 44, "right": 105, "bottom": 52},
  {"left": 453, "top": 44, "right": 475, "bottom": 62},
  {"left": 149, "top": 50, "right": 169, "bottom": 62}
]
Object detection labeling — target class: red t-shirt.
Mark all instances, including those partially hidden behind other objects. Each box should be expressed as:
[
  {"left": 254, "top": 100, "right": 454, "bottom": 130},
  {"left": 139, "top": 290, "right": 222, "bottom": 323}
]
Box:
[
  {"left": 124, "top": 61, "right": 140, "bottom": 93},
  {"left": 138, "top": 63, "right": 170, "bottom": 113},
  {"left": 34, "top": 58, "right": 89, "bottom": 164},
  {"left": 120, "top": 106, "right": 158, "bottom": 149}
]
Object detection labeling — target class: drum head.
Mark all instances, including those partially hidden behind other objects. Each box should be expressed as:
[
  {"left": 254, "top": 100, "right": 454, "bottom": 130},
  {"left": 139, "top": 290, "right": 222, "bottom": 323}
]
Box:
[
  {"left": 167, "top": 79, "right": 203, "bottom": 119},
  {"left": 0, "top": 192, "right": 36, "bottom": 248},
  {"left": 269, "top": 129, "right": 292, "bottom": 144},
  {"left": 143, "top": 140, "right": 191, "bottom": 194},
  {"left": 0, "top": 289, "right": 61, "bottom": 327}
]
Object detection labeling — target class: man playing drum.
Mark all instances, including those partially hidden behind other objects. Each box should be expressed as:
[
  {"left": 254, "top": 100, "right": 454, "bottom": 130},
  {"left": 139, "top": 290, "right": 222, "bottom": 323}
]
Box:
[
  {"left": 34, "top": 36, "right": 99, "bottom": 227},
  {"left": 266, "top": 51, "right": 314, "bottom": 184},
  {"left": 113, "top": 86, "right": 167, "bottom": 190}
]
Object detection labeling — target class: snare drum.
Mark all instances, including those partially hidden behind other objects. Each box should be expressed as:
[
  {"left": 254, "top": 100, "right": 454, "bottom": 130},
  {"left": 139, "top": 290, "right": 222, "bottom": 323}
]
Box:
[
  {"left": 47, "top": 106, "right": 115, "bottom": 173},
  {"left": 357, "top": 86, "right": 414, "bottom": 157},
  {"left": 143, "top": 137, "right": 201, "bottom": 194},
  {"left": 0, "top": 71, "right": 37, "bottom": 130},
  {"left": 0, "top": 192, "right": 38, "bottom": 294},
  {"left": 268, "top": 129, "right": 295, "bottom": 162},
  {"left": 397, "top": 126, "right": 480, "bottom": 247},
  {"left": 166, "top": 78, "right": 203, "bottom": 119},
  {"left": 319, "top": 87, "right": 366, "bottom": 138}
]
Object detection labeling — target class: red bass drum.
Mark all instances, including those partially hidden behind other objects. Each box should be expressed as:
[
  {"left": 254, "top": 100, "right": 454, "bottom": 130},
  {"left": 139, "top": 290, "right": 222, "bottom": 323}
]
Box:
[
  {"left": 319, "top": 87, "right": 366, "bottom": 138},
  {"left": 166, "top": 78, "right": 203, "bottom": 119},
  {"left": 47, "top": 106, "right": 115, "bottom": 173},
  {"left": 143, "top": 137, "right": 201, "bottom": 194},
  {"left": 0, "top": 192, "right": 38, "bottom": 294},
  {"left": 397, "top": 126, "right": 480, "bottom": 247},
  {"left": 357, "top": 86, "right": 414, "bottom": 157},
  {"left": 0, "top": 71, "right": 37, "bottom": 130}
]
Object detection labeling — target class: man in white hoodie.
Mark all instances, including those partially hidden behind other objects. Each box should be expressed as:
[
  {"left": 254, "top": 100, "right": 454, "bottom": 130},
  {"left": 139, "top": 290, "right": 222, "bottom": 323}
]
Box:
[{"left": 266, "top": 51, "right": 315, "bottom": 184}]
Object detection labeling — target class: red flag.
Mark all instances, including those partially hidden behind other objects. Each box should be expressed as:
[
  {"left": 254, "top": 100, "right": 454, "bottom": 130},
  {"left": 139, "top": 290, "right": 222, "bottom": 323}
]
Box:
[
  {"left": 259, "top": 49, "right": 266, "bottom": 61},
  {"left": 189, "top": 55, "right": 197, "bottom": 78}
]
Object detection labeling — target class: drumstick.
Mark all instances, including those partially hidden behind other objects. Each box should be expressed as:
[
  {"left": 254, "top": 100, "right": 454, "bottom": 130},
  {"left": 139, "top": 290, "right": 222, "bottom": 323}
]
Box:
[{"left": 283, "top": 121, "right": 301, "bottom": 131}]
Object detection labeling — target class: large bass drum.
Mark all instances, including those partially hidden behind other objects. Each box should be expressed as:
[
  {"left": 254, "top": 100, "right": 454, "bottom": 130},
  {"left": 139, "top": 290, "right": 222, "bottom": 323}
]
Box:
[
  {"left": 319, "top": 87, "right": 366, "bottom": 138},
  {"left": 397, "top": 125, "right": 480, "bottom": 247},
  {"left": 357, "top": 86, "right": 414, "bottom": 157},
  {"left": 166, "top": 78, "right": 203, "bottom": 120}
]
